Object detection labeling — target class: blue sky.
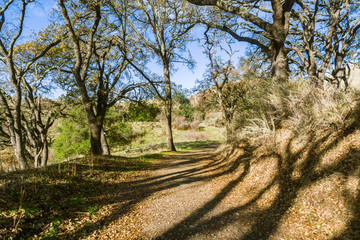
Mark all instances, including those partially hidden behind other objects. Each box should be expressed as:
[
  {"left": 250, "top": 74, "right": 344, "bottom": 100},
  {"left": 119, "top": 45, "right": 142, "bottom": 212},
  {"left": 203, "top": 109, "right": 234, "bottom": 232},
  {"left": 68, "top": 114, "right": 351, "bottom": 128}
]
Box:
[{"left": 24, "top": 1, "right": 247, "bottom": 96}]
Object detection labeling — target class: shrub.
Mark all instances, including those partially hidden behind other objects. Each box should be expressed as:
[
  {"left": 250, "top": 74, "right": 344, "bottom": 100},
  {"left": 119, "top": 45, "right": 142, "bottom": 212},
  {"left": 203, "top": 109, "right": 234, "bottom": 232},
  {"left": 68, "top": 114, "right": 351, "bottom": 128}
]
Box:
[
  {"left": 0, "top": 148, "right": 18, "bottom": 172},
  {"left": 173, "top": 116, "right": 190, "bottom": 130},
  {"left": 190, "top": 120, "right": 201, "bottom": 131},
  {"left": 105, "top": 122, "right": 135, "bottom": 147},
  {"left": 174, "top": 90, "right": 195, "bottom": 121},
  {"left": 233, "top": 80, "right": 360, "bottom": 145},
  {"left": 123, "top": 101, "right": 160, "bottom": 122},
  {"left": 183, "top": 132, "right": 209, "bottom": 141},
  {"left": 53, "top": 106, "right": 138, "bottom": 160},
  {"left": 177, "top": 102, "right": 195, "bottom": 122},
  {"left": 205, "top": 112, "right": 225, "bottom": 127},
  {"left": 53, "top": 116, "right": 90, "bottom": 160}
]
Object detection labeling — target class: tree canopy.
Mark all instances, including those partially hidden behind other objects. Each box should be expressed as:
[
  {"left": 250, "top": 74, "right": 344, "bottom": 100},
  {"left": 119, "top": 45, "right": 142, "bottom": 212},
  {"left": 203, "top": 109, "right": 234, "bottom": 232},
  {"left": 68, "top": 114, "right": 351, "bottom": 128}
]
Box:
[{"left": 0, "top": 0, "right": 359, "bottom": 169}]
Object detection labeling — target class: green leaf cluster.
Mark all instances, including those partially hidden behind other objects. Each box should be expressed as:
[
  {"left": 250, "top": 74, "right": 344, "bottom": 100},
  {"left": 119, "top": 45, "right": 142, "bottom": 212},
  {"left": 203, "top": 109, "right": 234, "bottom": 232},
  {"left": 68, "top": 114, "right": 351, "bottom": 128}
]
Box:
[
  {"left": 122, "top": 101, "right": 160, "bottom": 122},
  {"left": 53, "top": 107, "right": 90, "bottom": 160},
  {"left": 177, "top": 103, "right": 195, "bottom": 122}
]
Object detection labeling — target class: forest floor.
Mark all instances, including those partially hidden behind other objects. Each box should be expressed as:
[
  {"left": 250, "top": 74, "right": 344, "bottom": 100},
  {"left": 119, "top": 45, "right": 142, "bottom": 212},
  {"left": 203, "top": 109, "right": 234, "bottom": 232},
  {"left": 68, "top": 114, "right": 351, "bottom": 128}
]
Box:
[{"left": 1, "top": 130, "right": 360, "bottom": 239}]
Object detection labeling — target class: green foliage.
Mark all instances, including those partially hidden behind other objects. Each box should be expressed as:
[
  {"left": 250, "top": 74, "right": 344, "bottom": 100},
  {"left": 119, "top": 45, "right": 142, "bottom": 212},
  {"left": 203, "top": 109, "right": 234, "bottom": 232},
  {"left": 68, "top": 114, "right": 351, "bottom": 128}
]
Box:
[
  {"left": 104, "top": 107, "right": 136, "bottom": 147},
  {"left": 87, "top": 205, "right": 99, "bottom": 219},
  {"left": 53, "top": 105, "right": 139, "bottom": 160},
  {"left": 177, "top": 103, "right": 195, "bottom": 122},
  {"left": 53, "top": 107, "right": 89, "bottom": 160},
  {"left": 174, "top": 91, "right": 194, "bottom": 121},
  {"left": 123, "top": 101, "right": 160, "bottom": 122},
  {"left": 40, "top": 219, "right": 60, "bottom": 239},
  {"left": 106, "top": 122, "right": 135, "bottom": 147},
  {"left": 70, "top": 196, "right": 84, "bottom": 207}
]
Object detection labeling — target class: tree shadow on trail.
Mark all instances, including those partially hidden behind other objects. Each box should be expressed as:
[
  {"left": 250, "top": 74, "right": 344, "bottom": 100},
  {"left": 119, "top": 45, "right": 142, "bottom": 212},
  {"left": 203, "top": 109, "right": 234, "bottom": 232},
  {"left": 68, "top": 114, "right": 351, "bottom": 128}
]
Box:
[
  {"left": 58, "top": 143, "right": 247, "bottom": 239},
  {"left": 0, "top": 143, "right": 248, "bottom": 239},
  {"left": 331, "top": 147, "right": 360, "bottom": 240},
  {"left": 2, "top": 119, "right": 360, "bottom": 240},
  {"left": 156, "top": 146, "right": 254, "bottom": 240},
  {"left": 155, "top": 121, "right": 360, "bottom": 240}
]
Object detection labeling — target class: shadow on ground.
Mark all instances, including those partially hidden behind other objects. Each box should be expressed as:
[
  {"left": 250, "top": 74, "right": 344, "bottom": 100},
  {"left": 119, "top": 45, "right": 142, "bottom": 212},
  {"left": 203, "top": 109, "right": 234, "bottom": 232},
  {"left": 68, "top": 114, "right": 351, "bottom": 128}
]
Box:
[
  {"left": 0, "top": 142, "right": 235, "bottom": 239},
  {"left": 1, "top": 123, "right": 360, "bottom": 240},
  {"left": 154, "top": 121, "right": 360, "bottom": 239}
]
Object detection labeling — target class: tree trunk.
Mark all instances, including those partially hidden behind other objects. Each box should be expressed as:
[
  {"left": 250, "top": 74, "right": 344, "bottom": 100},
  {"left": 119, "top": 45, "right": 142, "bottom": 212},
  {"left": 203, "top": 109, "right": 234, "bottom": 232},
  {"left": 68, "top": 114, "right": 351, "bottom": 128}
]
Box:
[
  {"left": 80, "top": 93, "right": 106, "bottom": 156},
  {"left": 89, "top": 120, "right": 103, "bottom": 156},
  {"left": 13, "top": 87, "right": 27, "bottom": 169},
  {"left": 217, "top": 91, "right": 232, "bottom": 142},
  {"left": 101, "top": 129, "right": 110, "bottom": 155},
  {"left": 41, "top": 140, "right": 49, "bottom": 167},
  {"left": 34, "top": 153, "right": 40, "bottom": 168},
  {"left": 270, "top": 42, "right": 289, "bottom": 83},
  {"left": 334, "top": 54, "right": 346, "bottom": 88},
  {"left": 163, "top": 62, "right": 176, "bottom": 151},
  {"left": 0, "top": 87, "right": 27, "bottom": 169},
  {"left": 269, "top": 0, "right": 295, "bottom": 83},
  {"left": 308, "top": 51, "right": 318, "bottom": 85},
  {"left": 13, "top": 135, "right": 26, "bottom": 169}
]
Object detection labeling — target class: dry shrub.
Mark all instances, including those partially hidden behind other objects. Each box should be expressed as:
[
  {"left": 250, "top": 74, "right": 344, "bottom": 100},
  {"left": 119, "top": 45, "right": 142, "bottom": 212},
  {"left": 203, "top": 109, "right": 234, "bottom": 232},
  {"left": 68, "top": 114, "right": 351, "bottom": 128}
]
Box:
[
  {"left": 173, "top": 116, "right": 190, "bottom": 130},
  {"left": 190, "top": 120, "right": 201, "bottom": 131},
  {"left": 268, "top": 81, "right": 359, "bottom": 130},
  {"left": 182, "top": 132, "right": 208, "bottom": 141},
  {"left": 235, "top": 80, "right": 360, "bottom": 145},
  {"left": 221, "top": 79, "right": 360, "bottom": 239},
  {"left": 205, "top": 112, "right": 225, "bottom": 127}
]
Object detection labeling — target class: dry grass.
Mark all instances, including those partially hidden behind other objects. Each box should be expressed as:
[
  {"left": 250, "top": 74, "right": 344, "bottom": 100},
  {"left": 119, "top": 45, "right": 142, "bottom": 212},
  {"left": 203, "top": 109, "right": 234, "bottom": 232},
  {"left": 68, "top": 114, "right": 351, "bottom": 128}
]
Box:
[
  {"left": 182, "top": 131, "right": 209, "bottom": 141},
  {"left": 235, "top": 81, "right": 360, "bottom": 146},
  {"left": 221, "top": 125, "right": 360, "bottom": 239}
]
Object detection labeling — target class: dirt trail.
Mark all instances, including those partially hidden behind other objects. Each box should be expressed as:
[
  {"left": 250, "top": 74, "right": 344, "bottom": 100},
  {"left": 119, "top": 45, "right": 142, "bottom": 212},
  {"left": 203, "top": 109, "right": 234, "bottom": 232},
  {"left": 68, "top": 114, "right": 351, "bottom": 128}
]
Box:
[
  {"left": 137, "top": 144, "right": 230, "bottom": 239},
  {"left": 121, "top": 143, "right": 254, "bottom": 240},
  {"left": 88, "top": 142, "right": 276, "bottom": 240}
]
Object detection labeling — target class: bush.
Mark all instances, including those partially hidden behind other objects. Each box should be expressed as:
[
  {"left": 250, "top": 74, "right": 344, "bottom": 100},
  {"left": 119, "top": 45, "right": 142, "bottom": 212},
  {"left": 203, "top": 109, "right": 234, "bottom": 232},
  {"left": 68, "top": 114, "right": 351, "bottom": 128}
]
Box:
[
  {"left": 174, "top": 90, "right": 195, "bottom": 121},
  {"left": 0, "top": 148, "right": 18, "bottom": 172},
  {"left": 123, "top": 101, "right": 160, "bottom": 122},
  {"left": 205, "top": 112, "right": 225, "bottom": 127},
  {"left": 173, "top": 116, "right": 190, "bottom": 130},
  {"left": 190, "top": 120, "right": 201, "bottom": 131},
  {"left": 182, "top": 132, "right": 209, "bottom": 141},
  {"left": 177, "top": 103, "right": 195, "bottom": 122},
  {"left": 53, "top": 114, "right": 90, "bottom": 160},
  {"left": 105, "top": 122, "right": 136, "bottom": 147},
  {"left": 53, "top": 106, "right": 138, "bottom": 160}
]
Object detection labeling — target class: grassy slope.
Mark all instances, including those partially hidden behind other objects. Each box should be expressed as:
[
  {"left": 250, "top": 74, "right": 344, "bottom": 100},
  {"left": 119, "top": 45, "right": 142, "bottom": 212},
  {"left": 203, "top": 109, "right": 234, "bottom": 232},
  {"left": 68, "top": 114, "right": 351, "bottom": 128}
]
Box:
[{"left": 216, "top": 125, "right": 360, "bottom": 239}]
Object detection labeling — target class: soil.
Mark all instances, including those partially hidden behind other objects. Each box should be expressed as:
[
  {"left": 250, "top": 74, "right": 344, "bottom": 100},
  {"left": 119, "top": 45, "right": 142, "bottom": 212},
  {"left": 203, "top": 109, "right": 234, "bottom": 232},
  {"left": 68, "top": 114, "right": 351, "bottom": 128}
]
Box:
[{"left": 85, "top": 143, "right": 256, "bottom": 239}]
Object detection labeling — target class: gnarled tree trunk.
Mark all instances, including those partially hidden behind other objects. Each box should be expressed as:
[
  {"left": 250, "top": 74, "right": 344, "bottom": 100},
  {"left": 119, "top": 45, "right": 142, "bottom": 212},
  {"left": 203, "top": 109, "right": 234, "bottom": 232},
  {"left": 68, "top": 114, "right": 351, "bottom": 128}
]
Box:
[{"left": 163, "top": 62, "right": 176, "bottom": 151}]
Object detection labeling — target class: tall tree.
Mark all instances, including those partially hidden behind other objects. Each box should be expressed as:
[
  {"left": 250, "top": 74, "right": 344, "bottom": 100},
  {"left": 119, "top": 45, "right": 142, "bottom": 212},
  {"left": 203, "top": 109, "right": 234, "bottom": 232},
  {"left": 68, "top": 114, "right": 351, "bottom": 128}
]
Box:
[
  {"left": 186, "top": 0, "right": 296, "bottom": 83},
  {"left": 202, "top": 28, "right": 240, "bottom": 140},
  {"left": 57, "top": 0, "right": 143, "bottom": 156},
  {"left": 113, "top": 0, "right": 196, "bottom": 151},
  {"left": 21, "top": 65, "right": 65, "bottom": 167},
  {"left": 290, "top": 0, "right": 360, "bottom": 86},
  {"left": 0, "top": 0, "right": 61, "bottom": 169}
]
